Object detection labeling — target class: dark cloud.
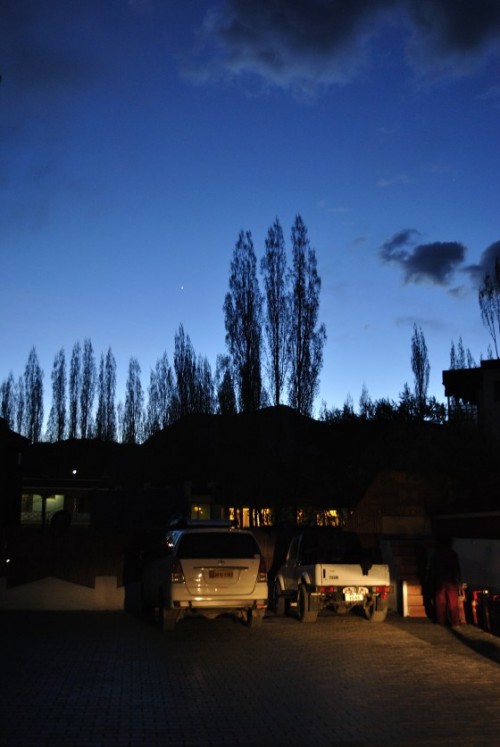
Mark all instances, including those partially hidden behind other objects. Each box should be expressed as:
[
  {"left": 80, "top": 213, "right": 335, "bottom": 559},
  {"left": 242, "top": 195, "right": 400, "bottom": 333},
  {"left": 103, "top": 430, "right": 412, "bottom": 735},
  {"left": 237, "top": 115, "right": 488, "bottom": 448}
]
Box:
[
  {"left": 407, "top": 0, "right": 500, "bottom": 55},
  {"left": 185, "top": 0, "right": 500, "bottom": 94},
  {"left": 380, "top": 229, "right": 421, "bottom": 262},
  {"left": 380, "top": 231, "right": 466, "bottom": 285},
  {"left": 183, "top": 0, "right": 397, "bottom": 94},
  {"left": 464, "top": 240, "right": 500, "bottom": 286}
]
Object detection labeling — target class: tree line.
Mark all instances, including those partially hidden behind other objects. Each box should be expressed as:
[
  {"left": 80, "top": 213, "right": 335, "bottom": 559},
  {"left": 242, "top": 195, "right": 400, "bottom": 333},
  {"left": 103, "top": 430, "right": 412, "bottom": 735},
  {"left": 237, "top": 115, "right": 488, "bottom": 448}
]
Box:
[
  {"left": 2, "top": 223, "right": 498, "bottom": 443},
  {"left": 1, "top": 215, "right": 327, "bottom": 443}
]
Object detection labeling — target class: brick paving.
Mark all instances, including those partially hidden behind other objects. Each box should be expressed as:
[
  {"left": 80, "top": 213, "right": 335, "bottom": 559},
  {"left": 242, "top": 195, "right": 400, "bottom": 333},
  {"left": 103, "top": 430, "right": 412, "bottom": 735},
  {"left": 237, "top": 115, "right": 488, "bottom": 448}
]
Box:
[{"left": 0, "top": 610, "right": 499, "bottom": 746}]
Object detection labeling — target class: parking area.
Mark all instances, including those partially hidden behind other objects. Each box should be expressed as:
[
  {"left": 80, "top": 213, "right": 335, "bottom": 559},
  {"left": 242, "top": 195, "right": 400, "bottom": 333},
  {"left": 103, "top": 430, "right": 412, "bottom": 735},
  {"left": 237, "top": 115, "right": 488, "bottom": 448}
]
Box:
[{"left": 1, "top": 610, "right": 499, "bottom": 746}]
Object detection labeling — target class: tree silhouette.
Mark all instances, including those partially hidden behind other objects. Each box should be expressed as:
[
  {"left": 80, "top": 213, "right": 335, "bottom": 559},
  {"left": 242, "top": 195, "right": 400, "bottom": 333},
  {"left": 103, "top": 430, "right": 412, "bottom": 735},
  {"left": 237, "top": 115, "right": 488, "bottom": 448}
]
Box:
[
  {"left": 47, "top": 348, "right": 66, "bottom": 442},
  {"left": 80, "top": 338, "right": 96, "bottom": 438},
  {"left": 24, "top": 346, "right": 44, "bottom": 443},
  {"left": 224, "top": 230, "right": 263, "bottom": 412},
  {"left": 411, "top": 324, "right": 430, "bottom": 418},
  {"left": 123, "top": 357, "right": 143, "bottom": 444},
  {"left": 288, "top": 215, "right": 326, "bottom": 416},
  {"left": 215, "top": 354, "right": 237, "bottom": 415},
  {"left": 173, "top": 324, "right": 197, "bottom": 418},
  {"left": 146, "top": 351, "right": 175, "bottom": 436},
  {"left": 261, "top": 218, "right": 290, "bottom": 406},
  {"left": 95, "top": 347, "right": 117, "bottom": 441},
  {"left": 0, "top": 372, "right": 16, "bottom": 429},
  {"left": 478, "top": 257, "right": 500, "bottom": 358},
  {"left": 68, "top": 341, "right": 81, "bottom": 439}
]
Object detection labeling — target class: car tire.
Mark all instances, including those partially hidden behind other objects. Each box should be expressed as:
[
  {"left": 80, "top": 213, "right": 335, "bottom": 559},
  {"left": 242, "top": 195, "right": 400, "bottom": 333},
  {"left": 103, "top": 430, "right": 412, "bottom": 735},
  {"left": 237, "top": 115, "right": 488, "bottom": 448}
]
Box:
[
  {"left": 297, "top": 585, "right": 318, "bottom": 624},
  {"left": 248, "top": 608, "right": 265, "bottom": 628},
  {"left": 157, "top": 590, "right": 177, "bottom": 632},
  {"left": 272, "top": 581, "right": 286, "bottom": 616}
]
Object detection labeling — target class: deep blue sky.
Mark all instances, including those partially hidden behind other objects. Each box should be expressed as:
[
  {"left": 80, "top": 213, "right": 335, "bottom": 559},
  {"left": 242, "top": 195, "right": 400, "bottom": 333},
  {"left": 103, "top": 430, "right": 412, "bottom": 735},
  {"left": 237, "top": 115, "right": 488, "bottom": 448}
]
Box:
[{"left": 1, "top": 0, "right": 499, "bottom": 420}]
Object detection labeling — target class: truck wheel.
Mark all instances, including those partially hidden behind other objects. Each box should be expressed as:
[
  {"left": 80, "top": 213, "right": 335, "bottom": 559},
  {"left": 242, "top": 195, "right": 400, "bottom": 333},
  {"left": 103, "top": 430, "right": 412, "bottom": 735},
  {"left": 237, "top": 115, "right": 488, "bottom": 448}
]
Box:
[
  {"left": 297, "top": 585, "right": 318, "bottom": 624},
  {"left": 272, "top": 581, "right": 286, "bottom": 616},
  {"left": 364, "top": 598, "right": 388, "bottom": 623}
]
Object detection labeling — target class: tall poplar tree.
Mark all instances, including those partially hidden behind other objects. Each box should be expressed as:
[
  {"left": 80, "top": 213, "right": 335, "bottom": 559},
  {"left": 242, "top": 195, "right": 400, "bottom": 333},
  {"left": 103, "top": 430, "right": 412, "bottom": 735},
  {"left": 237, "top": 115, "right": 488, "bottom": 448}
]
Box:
[
  {"left": 0, "top": 372, "right": 16, "bottom": 429},
  {"left": 47, "top": 348, "right": 67, "bottom": 442},
  {"left": 24, "top": 346, "right": 44, "bottom": 443},
  {"left": 173, "top": 324, "right": 197, "bottom": 418},
  {"left": 288, "top": 215, "right": 326, "bottom": 416},
  {"left": 146, "top": 351, "right": 175, "bottom": 435},
  {"left": 96, "top": 347, "right": 117, "bottom": 441},
  {"left": 411, "top": 324, "right": 430, "bottom": 418},
  {"left": 68, "top": 341, "right": 81, "bottom": 439},
  {"left": 123, "top": 357, "right": 144, "bottom": 444},
  {"left": 224, "top": 230, "right": 263, "bottom": 412},
  {"left": 80, "top": 338, "right": 96, "bottom": 438},
  {"left": 261, "top": 218, "right": 289, "bottom": 406}
]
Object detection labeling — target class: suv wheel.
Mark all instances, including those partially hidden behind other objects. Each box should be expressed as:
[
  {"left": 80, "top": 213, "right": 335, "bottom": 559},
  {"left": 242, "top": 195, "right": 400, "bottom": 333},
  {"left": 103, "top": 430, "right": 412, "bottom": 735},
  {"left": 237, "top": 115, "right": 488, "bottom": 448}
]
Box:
[
  {"left": 248, "top": 608, "right": 265, "bottom": 628},
  {"left": 158, "top": 590, "right": 178, "bottom": 632}
]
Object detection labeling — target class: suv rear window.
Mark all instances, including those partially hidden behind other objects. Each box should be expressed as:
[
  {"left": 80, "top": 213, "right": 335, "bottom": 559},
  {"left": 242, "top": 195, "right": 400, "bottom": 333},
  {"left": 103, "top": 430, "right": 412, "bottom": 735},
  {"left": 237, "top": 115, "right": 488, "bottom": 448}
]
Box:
[{"left": 177, "top": 531, "right": 261, "bottom": 560}]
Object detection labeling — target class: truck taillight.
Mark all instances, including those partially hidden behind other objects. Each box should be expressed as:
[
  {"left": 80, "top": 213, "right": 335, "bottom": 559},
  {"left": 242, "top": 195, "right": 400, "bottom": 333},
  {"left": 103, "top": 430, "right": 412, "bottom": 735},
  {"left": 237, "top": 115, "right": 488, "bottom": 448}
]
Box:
[
  {"left": 257, "top": 557, "right": 267, "bottom": 583},
  {"left": 171, "top": 559, "right": 184, "bottom": 584},
  {"left": 373, "top": 585, "right": 391, "bottom": 599},
  {"left": 318, "top": 586, "right": 338, "bottom": 593}
]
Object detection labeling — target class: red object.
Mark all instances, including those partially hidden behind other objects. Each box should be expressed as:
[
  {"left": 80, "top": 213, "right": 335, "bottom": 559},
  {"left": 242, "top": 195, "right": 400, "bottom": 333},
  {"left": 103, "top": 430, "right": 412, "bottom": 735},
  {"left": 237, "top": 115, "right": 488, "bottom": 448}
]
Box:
[{"left": 435, "top": 581, "right": 461, "bottom": 626}]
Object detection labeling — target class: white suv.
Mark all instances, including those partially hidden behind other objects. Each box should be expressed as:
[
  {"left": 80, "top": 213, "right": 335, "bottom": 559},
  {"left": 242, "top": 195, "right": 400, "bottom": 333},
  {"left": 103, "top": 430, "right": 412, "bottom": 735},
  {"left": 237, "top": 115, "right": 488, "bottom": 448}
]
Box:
[{"left": 141, "top": 521, "right": 268, "bottom": 631}]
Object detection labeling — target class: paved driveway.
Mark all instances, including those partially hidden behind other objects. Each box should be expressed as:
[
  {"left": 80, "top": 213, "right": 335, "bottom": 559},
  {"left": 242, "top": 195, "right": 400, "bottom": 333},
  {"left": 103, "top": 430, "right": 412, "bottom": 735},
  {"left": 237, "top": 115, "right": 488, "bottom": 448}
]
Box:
[{"left": 1, "top": 610, "right": 499, "bottom": 746}]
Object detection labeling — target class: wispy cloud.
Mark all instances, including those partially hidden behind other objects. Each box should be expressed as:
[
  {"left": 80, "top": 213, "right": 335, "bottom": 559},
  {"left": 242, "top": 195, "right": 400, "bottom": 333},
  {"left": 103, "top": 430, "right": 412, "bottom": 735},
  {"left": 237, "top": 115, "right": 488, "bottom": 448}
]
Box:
[{"left": 376, "top": 174, "right": 415, "bottom": 188}]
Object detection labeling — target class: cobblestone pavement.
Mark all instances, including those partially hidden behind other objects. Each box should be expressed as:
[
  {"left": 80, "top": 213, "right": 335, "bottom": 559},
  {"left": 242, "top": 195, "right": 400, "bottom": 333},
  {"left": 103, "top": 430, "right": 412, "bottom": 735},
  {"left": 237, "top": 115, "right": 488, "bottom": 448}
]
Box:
[{"left": 1, "top": 610, "right": 499, "bottom": 747}]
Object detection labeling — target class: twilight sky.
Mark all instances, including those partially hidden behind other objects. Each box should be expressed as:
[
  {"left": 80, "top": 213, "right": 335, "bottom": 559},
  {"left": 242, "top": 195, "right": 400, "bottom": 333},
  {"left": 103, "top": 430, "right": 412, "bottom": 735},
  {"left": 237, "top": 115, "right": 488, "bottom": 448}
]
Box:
[{"left": 1, "top": 0, "right": 499, "bottom": 420}]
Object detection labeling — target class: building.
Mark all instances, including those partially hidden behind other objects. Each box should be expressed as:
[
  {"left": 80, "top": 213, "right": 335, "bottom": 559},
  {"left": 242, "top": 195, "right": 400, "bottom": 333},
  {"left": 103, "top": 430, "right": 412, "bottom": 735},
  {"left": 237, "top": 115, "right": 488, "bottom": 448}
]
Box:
[{"left": 442, "top": 359, "right": 500, "bottom": 437}]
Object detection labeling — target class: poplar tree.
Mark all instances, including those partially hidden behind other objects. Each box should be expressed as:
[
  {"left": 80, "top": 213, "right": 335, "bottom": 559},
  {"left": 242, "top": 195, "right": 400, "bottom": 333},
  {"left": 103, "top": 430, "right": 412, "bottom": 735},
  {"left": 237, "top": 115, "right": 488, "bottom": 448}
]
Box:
[
  {"left": 288, "top": 215, "right": 326, "bottom": 416},
  {"left": 215, "top": 354, "right": 237, "bottom": 415},
  {"left": 173, "top": 324, "right": 197, "bottom": 418},
  {"left": 80, "top": 338, "right": 96, "bottom": 438},
  {"left": 24, "top": 346, "right": 44, "bottom": 442},
  {"left": 123, "top": 357, "right": 143, "bottom": 444},
  {"left": 47, "top": 348, "right": 67, "bottom": 442},
  {"left": 224, "top": 230, "right": 263, "bottom": 412},
  {"left": 68, "top": 341, "right": 81, "bottom": 439},
  {"left": 146, "top": 351, "right": 175, "bottom": 435},
  {"left": 411, "top": 324, "right": 430, "bottom": 418},
  {"left": 96, "top": 347, "right": 117, "bottom": 441},
  {"left": 261, "top": 218, "right": 289, "bottom": 406},
  {"left": 0, "top": 372, "right": 16, "bottom": 429}
]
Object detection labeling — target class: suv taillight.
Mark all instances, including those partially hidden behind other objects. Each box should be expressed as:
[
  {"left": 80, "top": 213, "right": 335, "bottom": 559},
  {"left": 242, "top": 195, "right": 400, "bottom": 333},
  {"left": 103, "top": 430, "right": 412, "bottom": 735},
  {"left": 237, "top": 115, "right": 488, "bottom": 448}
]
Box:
[
  {"left": 257, "top": 557, "right": 267, "bottom": 583},
  {"left": 171, "top": 559, "right": 185, "bottom": 584}
]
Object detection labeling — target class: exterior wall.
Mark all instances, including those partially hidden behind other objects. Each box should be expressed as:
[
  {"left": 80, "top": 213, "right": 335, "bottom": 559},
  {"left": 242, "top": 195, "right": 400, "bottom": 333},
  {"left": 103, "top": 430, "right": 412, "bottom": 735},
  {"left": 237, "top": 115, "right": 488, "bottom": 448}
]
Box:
[
  {"left": 479, "top": 362, "right": 500, "bottom": 437},
  {"left": 0, "top": 575, "right": 132, "bottom": 611},
  {"left": 454, "top": 539, "right": 500, "bottom": 591}
]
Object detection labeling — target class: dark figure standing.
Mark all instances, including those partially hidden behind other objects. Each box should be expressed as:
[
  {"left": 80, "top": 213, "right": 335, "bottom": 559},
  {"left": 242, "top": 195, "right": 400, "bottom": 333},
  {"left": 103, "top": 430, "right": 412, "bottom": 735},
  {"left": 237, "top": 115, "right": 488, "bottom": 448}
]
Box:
[{"left": 433, "top": 538, "right": 461, "bottom": 627}]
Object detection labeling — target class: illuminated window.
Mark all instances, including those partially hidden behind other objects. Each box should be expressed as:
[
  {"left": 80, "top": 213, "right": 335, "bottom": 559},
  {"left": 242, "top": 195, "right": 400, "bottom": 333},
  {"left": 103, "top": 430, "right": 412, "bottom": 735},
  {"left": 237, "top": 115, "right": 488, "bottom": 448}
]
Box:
[
  {"left": 190, "top": 503, "right": 211, "bottom": 521},
  {"left": 228, "top": 507, "right": 273, "bottom": 528}
]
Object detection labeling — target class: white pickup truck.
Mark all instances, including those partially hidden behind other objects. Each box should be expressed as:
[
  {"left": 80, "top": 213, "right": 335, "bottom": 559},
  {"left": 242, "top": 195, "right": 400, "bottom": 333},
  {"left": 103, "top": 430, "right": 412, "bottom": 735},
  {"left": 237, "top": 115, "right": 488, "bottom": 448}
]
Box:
[{"left": 273, "top": 527, "right": 391, "bottom": 623}]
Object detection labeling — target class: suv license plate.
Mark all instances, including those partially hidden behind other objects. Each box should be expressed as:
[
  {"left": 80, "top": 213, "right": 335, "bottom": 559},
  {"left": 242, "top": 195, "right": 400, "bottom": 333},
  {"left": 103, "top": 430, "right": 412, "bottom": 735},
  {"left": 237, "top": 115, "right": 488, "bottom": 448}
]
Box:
[{"left": 209, "top": 570, "right": 234, "bottom": 579}]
